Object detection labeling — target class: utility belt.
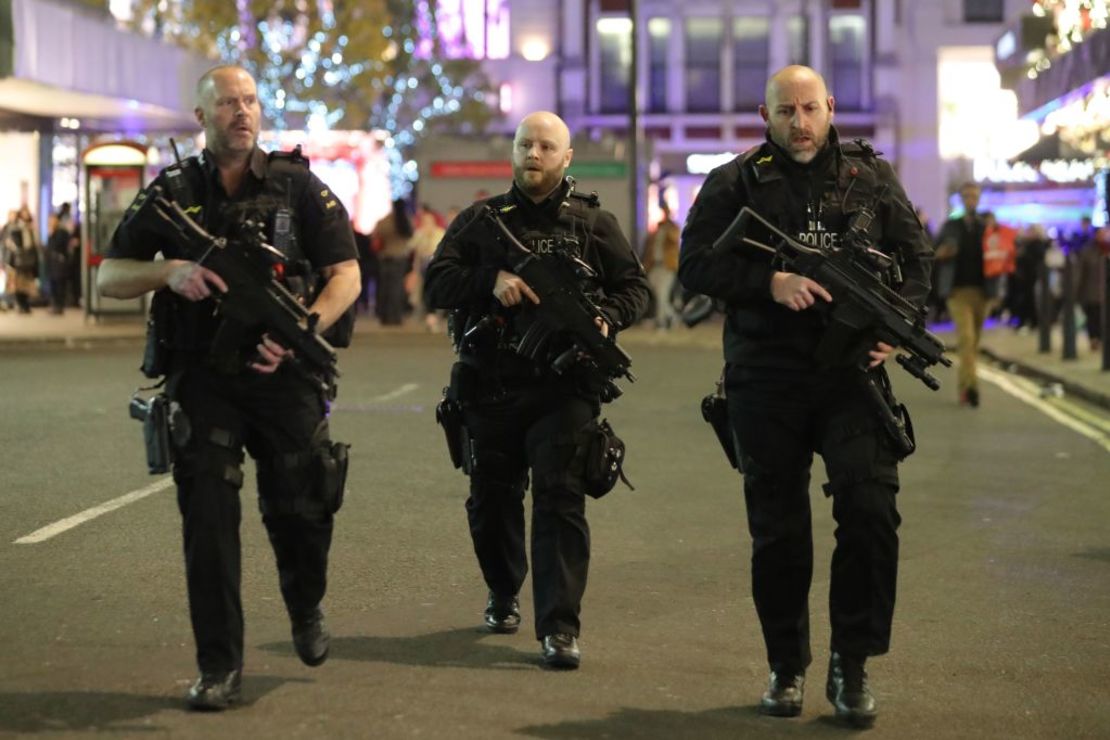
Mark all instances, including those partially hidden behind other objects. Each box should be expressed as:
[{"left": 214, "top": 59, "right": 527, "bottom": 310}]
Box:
[
  {"left": 435, "top": 359, "right": 632, "bottom": 498},
  {"left": 127, "top": 379, "right": 350, "bottom": 513},
  {"left": 700, "top": 364, "right": 916, "bottom": 471}
]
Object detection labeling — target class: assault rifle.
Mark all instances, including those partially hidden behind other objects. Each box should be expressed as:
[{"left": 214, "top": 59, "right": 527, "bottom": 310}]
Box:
[
  {"left": 718, "top": 206, "right": 951, "bottom": 390},
  {"left": 482, "top": 204, "right": 635, "bottom": 395},
  {"left": 145, "top": 188, "right": 339, "bottom": 393}
]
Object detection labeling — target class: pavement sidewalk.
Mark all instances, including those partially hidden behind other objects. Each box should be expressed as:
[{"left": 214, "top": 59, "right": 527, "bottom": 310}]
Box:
[{"left": 3, "top": 306, "right": 1108, "bottom": 409}]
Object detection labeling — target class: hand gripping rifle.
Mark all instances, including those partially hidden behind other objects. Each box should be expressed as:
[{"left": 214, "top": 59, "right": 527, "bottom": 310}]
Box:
[
  {"left": 146, "top": 187, "right": 339, "bottom": 394},
  {"left": 482, "top": 204, "right": 635, "bottom": 396},
  {"left": 716, "top": 205, "right": 951, "bottom": 390}
]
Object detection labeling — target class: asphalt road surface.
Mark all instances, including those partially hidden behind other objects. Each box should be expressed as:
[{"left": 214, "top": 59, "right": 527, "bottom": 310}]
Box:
[{"left": 1, "top": 328, "right": 1108, "bottom": 739}]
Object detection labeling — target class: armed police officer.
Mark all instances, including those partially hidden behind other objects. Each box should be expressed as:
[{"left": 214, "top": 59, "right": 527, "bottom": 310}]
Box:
[
  {"left": 97, "top": 65, "right": 360, "bottom": 710},
  {"left": 678, "top": 66, "right": 932, "bottom": 726},
  {"left": 424, "top": 111, "right": 649, "bottom": 669}
]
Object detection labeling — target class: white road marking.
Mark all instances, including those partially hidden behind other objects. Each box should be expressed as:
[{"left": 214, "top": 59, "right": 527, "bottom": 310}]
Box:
[
  {"left": 368, "top": 383, "right": 419, "bottom": 402},
  {"left": 14, "top": 477, "right": 174, "bottom": 545},
  {"left": 978, "top": 366, "right": 1110, "bottom": 454}
]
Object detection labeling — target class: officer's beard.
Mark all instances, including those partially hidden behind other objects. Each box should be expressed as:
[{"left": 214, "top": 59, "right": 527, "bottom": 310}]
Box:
[{"left": 514, "top": 167, "right": 564, "bottom": 202}]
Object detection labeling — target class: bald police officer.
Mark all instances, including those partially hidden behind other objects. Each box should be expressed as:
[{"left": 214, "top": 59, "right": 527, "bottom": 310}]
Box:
[
  {"left": 99, "top": 65, "right": 361, "bottom": 710},
  {"left": 424, "top": 111, "right": 649, "bottom": 669},
  {"left": 679, "top": 66, "right": 932, "bottom": 726}
]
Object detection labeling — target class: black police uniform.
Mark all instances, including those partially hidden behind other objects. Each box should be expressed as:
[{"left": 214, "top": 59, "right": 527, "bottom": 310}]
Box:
[
  {"left": 108, "top": 146, "right": 357, "bottom": 676},
  {"left": 424, "top": 179, "right": 650, "bottom": 640},
  {"left": 678, "top": 126, "right": 932, "bottom": 674}
]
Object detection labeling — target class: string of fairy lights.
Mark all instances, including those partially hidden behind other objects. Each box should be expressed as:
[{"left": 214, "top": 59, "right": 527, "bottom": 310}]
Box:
[{"left": 209, "top": 0, "right": 486, "bottom": 197}]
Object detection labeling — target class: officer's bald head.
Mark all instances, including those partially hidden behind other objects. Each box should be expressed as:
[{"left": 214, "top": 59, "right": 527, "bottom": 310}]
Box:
[
  {"left": 196, "top": 65, "right": 256, "bottom": 108},
  {"left": 515, "top": 111, "right": 571, "bottom": 151},
  {"left": 764, "top": 65, "right": 830, "bottom": 109}
]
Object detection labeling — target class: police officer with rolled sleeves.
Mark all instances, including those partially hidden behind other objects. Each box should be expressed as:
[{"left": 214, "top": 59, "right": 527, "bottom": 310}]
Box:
[
  {"left": 97, "top": 65, "right": 361, "bottom": 710},
  {"left": 424, "top": 110, "right": 649, "bottom": 669},
  {"left": 678, "top": 66, "right": 932, "bottom": 727}
]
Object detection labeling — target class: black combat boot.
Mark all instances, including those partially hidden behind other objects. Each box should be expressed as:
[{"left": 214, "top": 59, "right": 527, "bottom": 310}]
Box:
[
  {"left": 483, "top": 592, "right": 521, "bottom": 634},
  {"left": 291, "top": 607, "right": 331, "bottom": 667},
  {"left": 186, "top": 669, "right": 242, "bottom": 711},
  {"left": 759, "top": 668, "right": 805, "bottom": 717},
  {"left": 826, "top": 652, "right": 877, "bottom": 727},
  {"left": 541, "top": 633, "right": 580, "bottom": 669}
]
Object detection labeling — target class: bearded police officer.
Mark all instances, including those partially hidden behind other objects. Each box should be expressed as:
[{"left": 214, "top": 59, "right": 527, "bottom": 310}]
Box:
[
  {"left": 424, "top": 111, "right": 649, "bottom": 669},
  {"left": 98, "top": 65, "right": 360, "bottom": 710},
  {"left": 678, "top": 66, "right": 932, "bottom": 726}
]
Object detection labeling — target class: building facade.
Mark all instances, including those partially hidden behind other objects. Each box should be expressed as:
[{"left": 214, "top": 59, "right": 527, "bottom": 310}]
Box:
[{"left": 415, "top": 0, "right": 1036, "bottom": 243}]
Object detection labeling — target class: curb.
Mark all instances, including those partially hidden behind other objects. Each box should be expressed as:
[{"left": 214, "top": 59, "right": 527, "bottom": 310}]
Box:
[
  {"left": 980, "top": 346, "right": 1110, "bottom": 411},
  {"left": 0, "top": 333, "right": 145, "bottom": 348}
]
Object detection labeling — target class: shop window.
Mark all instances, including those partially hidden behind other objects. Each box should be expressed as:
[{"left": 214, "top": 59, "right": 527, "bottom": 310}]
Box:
[
  {"left": 648, "top": 17, "right": 670, "bottom": 113},
  {"left": 829, "top": 14, "right": 865, "bottom": 111},
  {"left": 416, "top": 0, "right": 509, "bottom": 59},
  {"left": 788, "top": 15, "right": 809, "bottom": 66},
  {"left": 733, "top": 17, "right": 770, "bottom": 112},
  {"left": 686, "top": 18, "right": 723, "bottom": 113},
  {"left": 598, "top": 17, "right": 632, "bottom": 113},
  {"left": 964, "top": 0, "right": 1004, "bottom": 23}
]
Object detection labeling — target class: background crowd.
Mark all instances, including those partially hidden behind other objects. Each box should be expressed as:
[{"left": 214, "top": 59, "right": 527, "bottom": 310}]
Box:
[
  {"left": 0, "top": 204, "right": 81, "bottom": 315},
  {"left": 4, "top": 192, "right": 1106, "bottom": 360}
]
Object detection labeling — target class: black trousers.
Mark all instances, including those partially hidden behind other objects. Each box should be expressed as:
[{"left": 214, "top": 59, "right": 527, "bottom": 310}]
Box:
[
  {"left": 171, "top": 364, "right": 334, "bottom": 674},
  {"left": 462, "top": 374, "right": 598, "bottom": 639},
  {"left": 725, "top": 365, "right": 901, "bottom": 672}
]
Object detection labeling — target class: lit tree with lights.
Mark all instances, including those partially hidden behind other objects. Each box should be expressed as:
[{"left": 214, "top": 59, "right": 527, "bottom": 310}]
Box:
[{"left": 126, "top": 0, "right": 495, "bottom": 196}]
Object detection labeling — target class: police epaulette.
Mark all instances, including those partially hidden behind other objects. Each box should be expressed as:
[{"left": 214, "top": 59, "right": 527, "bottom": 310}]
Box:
[
  {"left": 566, "top": 189, "right": 600, "bottom": 208},
  {"left": 268, "top": 144, "right": 310, "bottom": 168},
  {"left": 844, "top": 138, "right": 882, "bottom": 159},
  {"left": 485, "top": 192, "right": 514, "bottom": 212}
]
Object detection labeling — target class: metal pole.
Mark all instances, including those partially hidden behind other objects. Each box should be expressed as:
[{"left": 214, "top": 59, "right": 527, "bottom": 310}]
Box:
[
  {"left": 1102, "top": 253, "right": 1109, "bottom": 372},
  {"left": 1037, "top": 261, "right": 1051, "bottom": 354},
  {"left": 1061, "top": 250, "right": 1077, "bottom": 360},
  {"left": 628, "top": 0, "right": 643, "bottom": 253}
]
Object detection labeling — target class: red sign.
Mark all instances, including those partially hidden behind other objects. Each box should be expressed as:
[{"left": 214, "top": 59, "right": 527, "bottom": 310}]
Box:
[{"left": 430, "top": 161, "right": 513, "bottom": 178}]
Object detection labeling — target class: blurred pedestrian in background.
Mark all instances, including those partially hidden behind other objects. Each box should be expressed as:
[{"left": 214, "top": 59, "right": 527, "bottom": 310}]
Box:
[
  {"left": 980, "top": 211, "right": 1016, "bottom": 319},
  {"left": 0, "top": 209, "right": 17, "bottom": 310},
  {"left": 409, "top": 203, "right": 445, "bottom": 332},
  {"left": 372, "top": 198, "right": 413, "bottom": 326},
  {"left": 3, "top": 206, "right": 40, "bottom": 314},
  {"left": 1075, "top": 226, "right": 1108, "bottom": 353},
  {"left": 640, "top": 203, "right": 680, "bottom": 330},
  {"left": 1007, "top": 224, "right": 1050, "bottom": 331},
  {"left": 45, "top": 203, "right": 75, "bottom": 315},
  {"left": 352, "top": 225, "right": 377, "bottom": 316},
  {"left": 935, "top": 183, "right": 989, "bottom": 407}
]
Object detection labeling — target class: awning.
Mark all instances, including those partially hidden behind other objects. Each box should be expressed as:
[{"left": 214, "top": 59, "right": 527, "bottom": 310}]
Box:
[
  {"left": 0, "top": 0, "right": 213, "bottom": 131},
  {"left": 1009, "top": 130, "right": 1087, "bottom": 164},
  {"left": 1010, "top": 131, "right": 1064, "bottom": 163}
]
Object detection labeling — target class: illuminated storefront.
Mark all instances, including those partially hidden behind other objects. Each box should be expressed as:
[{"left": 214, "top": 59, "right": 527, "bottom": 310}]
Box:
[{"left": 989, "top": 0, "right": 1110, "bottom": 229}]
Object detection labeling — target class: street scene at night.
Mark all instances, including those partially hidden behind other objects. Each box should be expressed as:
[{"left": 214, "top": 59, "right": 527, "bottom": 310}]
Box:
[{"left": 1, "top": 0, "right": 1109, "bottom": 738}]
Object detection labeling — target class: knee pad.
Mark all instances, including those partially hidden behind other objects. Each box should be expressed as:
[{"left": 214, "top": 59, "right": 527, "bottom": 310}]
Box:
[
  {"left": 469, "top": 442, "right": 527, "bottom": 486},
  {"left": 258, "top": 441, "right": 349, "bottom": 518},
  {"left": 173, "top": 427, "right": 244, "bottom": 513},
  {"left": 822, "top": 416, "right": 901, "bottom": 499},
  {"left": 529, "top": 431, "right": 586, "bottom": 499}
]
